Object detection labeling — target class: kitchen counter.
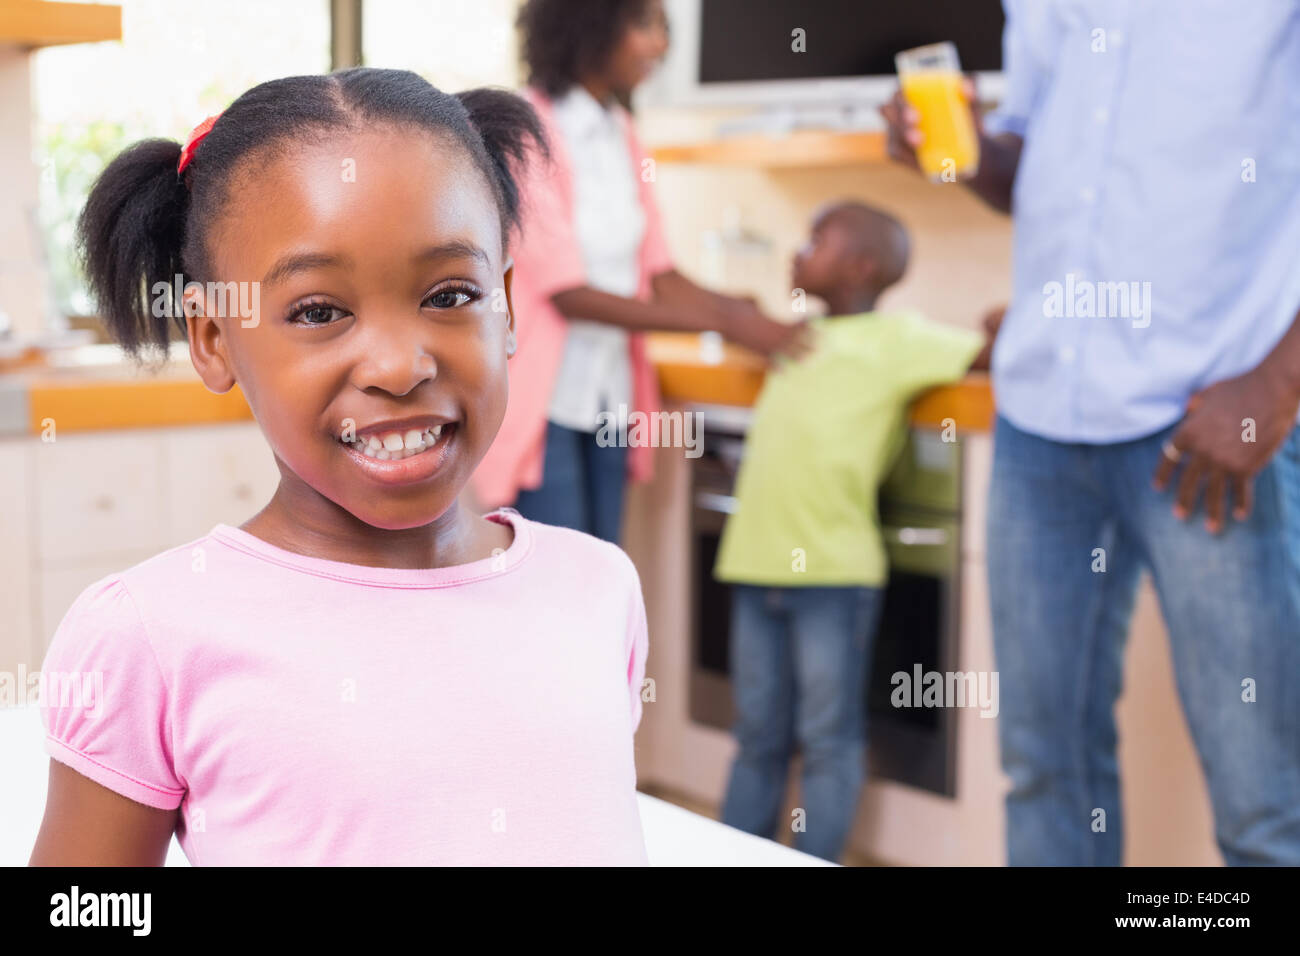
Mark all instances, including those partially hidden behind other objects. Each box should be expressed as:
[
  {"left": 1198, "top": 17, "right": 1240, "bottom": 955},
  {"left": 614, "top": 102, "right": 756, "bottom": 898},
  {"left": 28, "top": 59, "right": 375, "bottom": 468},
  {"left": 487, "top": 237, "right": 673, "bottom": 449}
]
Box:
[
  {"left": 649, "top": 332, "right": 993, "bottom": 428},
  {"left": 0, "top": 342, "right": 253, "bottom": 436},
  {"left": 0, "top": 334, "right": 995, "bottom": 436}
]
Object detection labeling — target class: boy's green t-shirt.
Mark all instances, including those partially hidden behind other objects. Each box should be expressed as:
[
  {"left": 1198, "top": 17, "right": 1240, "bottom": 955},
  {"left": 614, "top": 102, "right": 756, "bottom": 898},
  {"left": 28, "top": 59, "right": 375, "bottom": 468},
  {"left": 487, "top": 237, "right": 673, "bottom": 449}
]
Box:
[{"left": 713, "top": 310, "right": 983, "bottom": 588}]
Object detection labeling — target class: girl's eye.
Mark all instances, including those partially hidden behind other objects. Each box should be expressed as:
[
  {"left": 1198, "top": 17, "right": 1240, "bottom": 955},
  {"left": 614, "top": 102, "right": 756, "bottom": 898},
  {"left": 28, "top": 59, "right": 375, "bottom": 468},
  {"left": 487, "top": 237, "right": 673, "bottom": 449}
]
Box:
[
  {"left": 289, "top": 302, "right": 345, "bottom": 326},
  {"left": 285, "top": 284, "right": 481, "bottom": 325},
  {"left": 426, "top": 285, "right": 481, "bottom": 310}
]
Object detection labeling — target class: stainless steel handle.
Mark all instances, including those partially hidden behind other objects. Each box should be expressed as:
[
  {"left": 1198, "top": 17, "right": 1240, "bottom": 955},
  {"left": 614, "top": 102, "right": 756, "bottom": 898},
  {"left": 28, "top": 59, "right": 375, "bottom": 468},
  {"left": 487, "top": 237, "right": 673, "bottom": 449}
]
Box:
[
  {"left": 883, "top": 526, "right": 950, "bottom": 546},
  {"left": 694, "top": 491, "right": 738, "bottom": 514}
]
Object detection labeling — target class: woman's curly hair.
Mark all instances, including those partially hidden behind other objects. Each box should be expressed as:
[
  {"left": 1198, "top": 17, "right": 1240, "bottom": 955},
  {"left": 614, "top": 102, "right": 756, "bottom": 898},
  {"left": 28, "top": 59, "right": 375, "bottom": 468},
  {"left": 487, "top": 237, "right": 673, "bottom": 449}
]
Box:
[{"left": 517, "top": 0, "right": 654, "bottom": 96}]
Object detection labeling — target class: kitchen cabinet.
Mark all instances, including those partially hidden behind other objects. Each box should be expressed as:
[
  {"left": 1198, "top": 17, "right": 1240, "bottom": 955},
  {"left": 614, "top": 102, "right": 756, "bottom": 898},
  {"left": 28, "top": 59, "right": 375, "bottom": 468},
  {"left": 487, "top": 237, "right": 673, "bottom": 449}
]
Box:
[
  {"left": 34, "top": 431, "right": 168, "bottom": 563},
  {"left": 1, "top": 422, "right": 279, "bottom": 672},
  {"left": 0, "top": 441, "right": 35, "bottom": 676},
  {"left": 164, "top": 424, "right": 280, "bottom": 543}
]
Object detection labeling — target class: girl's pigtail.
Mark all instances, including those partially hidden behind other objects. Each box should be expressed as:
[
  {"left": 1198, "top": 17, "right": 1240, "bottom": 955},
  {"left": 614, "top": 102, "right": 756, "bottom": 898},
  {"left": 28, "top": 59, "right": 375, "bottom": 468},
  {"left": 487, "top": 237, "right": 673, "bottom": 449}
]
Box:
[
  {"left": 455, "top": 88, "right": 549, "bottom": 241},
  {"left": 76, "top": 139, "right": 191, "bottom": 359}
]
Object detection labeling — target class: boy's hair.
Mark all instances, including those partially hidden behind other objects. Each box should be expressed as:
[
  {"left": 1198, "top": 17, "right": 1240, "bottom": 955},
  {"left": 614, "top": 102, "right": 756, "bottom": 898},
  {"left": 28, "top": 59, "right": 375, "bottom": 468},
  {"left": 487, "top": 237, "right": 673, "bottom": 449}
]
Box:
[
  {"left": 821, "top": 201, "right": 911, "bottom": 291},
  {"left": 77, "top": 68, "right": 546, "bottom": 358},
  {"left": 517, "top": 0, "right": 653, "bottom": 96}
]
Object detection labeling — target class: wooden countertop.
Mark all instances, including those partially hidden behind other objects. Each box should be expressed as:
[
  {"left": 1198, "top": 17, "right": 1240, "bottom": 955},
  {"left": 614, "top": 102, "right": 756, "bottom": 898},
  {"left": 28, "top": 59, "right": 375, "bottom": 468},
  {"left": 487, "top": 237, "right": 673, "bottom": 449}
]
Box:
[
  {"left": 0, "top": 334, "right": 994, "bottom": 436},
  {"left": 0, "top": 350, "right": 255, "bottom": 435},
  {"left": 648, "top": 332, "right": 994, "bottom": 431}
]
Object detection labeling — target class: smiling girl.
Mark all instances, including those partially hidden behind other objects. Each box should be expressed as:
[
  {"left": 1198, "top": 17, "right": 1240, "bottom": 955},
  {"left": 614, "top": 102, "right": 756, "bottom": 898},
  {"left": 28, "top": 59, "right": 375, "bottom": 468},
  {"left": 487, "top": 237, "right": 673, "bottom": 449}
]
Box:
[{"left": 29, "top": 69, "right": 651, "bottom": 866}]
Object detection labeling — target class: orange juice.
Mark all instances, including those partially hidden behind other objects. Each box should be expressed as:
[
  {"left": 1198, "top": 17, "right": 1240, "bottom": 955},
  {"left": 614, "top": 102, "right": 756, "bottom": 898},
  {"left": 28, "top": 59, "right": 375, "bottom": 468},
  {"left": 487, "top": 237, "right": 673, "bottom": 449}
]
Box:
[
  {"left": 900, "top": 70, "right": 979, "bottom": 180},
  {"left": 896, "top": 43, "right": 980, "bottom": 182}
]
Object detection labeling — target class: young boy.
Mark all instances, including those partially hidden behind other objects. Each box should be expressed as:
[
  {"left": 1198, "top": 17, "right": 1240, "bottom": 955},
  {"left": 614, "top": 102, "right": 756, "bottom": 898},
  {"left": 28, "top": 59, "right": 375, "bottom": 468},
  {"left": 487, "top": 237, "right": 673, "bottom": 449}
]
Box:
[{"left": 713, "top": 201, "right": 993, "bottom": 862}]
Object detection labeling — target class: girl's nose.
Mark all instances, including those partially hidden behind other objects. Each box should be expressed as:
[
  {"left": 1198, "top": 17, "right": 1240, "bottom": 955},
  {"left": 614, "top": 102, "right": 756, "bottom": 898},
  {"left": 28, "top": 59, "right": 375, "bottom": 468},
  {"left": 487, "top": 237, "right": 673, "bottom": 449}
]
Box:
[{"left": 352, "top": 338, "right": 438, "bottom": 398}]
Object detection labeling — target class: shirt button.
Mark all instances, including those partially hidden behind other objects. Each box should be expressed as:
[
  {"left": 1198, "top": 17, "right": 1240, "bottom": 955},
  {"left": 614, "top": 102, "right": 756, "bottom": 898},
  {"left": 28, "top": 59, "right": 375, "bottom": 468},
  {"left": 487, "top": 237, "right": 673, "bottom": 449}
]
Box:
[
  {"left": 1110, "top": 29, "right": 1125, "bottom": 47},
  {"left": 1080, "top": 186, "right": 1097, "bottom": 204},
  {"left": 1093, "top": 106, "right": 1109, "bottom": 124},
  {"left": 1059, "top": 345, "right": 1077, "bottom": 364}
]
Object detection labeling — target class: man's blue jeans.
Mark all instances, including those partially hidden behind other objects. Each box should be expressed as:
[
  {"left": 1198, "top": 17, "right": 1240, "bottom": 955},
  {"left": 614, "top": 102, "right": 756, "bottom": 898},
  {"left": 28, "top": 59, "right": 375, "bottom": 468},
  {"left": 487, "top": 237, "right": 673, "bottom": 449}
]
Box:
[
  {"left": 987, "top": 415, "right": 1300, "bottom": 865},
  {"left": 720, "top": 584, "right": 884, "bottom": 862}
]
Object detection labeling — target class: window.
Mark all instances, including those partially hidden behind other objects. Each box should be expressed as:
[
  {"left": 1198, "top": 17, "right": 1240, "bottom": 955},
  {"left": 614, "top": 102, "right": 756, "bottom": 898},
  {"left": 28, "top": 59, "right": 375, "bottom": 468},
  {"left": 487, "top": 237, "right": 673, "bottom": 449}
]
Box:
[
  {"left": 30, "top": 0, "right": 521, "bottom": 324},
  {"left": 32, "top": 0, "right": 331, "bottom": 318},
  {"left": 362, "top": 0, "right": 519, "bottom": 91}
]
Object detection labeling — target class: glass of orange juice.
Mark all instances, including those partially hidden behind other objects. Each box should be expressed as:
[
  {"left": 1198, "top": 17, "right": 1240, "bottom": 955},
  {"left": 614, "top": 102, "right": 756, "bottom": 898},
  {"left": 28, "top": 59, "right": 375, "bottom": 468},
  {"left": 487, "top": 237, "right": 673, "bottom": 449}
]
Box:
[{"left": 895, "top": 42, "right": 979, "bottom": 182}]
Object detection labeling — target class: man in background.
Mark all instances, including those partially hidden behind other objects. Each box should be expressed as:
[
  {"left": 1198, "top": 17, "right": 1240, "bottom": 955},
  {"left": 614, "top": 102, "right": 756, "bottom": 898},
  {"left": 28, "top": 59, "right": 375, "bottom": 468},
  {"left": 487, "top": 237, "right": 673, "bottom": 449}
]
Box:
[{"left": 883, "top": 0, "right": 1300, "bottom": 864}]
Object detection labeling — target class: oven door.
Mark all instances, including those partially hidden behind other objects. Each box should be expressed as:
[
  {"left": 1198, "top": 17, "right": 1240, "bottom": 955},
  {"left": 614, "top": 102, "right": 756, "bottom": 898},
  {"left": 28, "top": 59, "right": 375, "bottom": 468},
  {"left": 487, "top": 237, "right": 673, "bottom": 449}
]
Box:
[
  {"left": 867, "top": 508, "right": 961, "bottom": 796},
  {"left": 688, "top": 479, "right": 740, "bottom": 731},
  {"left": 688, "top": 499, "right": 962, "bottom": 798}
]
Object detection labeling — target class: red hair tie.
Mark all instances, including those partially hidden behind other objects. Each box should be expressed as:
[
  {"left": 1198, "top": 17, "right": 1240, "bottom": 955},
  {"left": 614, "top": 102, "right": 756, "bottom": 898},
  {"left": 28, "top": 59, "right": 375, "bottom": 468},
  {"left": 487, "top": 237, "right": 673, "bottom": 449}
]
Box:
[{"left": 177, "top": 112, "right": 222, "bottom": 175}]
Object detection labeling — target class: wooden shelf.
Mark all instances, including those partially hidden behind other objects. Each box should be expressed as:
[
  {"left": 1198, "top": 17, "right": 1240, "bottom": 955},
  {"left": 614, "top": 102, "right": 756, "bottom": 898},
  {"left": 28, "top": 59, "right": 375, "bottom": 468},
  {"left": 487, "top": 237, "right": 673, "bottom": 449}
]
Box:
[
  {"left": 0, "top": 1, "right": 121, "bottom": 49},
  {"left": 651, "top": 130, "right": 887, "bottom": 169}
]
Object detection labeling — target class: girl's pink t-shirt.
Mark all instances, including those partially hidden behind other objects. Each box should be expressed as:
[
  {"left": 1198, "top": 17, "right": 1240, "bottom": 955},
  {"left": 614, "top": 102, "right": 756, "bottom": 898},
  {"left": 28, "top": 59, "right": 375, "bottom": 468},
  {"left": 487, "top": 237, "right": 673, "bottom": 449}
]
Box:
[{"left": 38, "top": 509, "right": 650, "bottom": 866}]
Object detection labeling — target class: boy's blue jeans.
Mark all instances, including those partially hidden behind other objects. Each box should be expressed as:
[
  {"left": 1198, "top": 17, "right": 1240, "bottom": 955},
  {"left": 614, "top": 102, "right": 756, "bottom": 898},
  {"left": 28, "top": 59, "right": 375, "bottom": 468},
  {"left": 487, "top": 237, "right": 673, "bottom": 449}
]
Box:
[
  {"left": 721, "top": 584, "right": 884, "bottom": 862},
  {"left": 988, "top": 415, "right": 1300, "bottom": 865}
]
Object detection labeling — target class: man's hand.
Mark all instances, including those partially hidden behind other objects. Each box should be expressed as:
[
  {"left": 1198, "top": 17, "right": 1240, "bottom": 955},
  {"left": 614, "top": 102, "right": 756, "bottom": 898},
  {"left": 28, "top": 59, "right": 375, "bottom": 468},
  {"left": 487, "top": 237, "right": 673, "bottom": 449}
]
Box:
[
  {"left": 879, "top": 77, "right": 1022, "bottom": 215},
  {"left": 1152, "top": 363, "right": 1300, "bottom": 533},
  {"left": 879, "top": 77, "right": 981, "bottom": 173}
]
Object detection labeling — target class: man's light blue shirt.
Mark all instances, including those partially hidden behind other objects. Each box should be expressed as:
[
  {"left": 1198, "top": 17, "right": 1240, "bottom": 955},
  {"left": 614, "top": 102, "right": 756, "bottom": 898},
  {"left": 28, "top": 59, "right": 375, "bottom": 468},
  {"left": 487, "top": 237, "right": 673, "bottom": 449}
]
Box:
[{"left": 985, "top": 0, "right": 1300, "bottom": 443}]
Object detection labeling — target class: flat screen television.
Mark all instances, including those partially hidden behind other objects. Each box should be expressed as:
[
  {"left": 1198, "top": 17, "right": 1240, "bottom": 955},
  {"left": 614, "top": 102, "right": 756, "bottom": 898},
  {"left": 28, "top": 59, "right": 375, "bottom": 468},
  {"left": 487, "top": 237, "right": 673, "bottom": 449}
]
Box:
[{"left": 638, "top": 0, "right": 1006, "bottom": 112}]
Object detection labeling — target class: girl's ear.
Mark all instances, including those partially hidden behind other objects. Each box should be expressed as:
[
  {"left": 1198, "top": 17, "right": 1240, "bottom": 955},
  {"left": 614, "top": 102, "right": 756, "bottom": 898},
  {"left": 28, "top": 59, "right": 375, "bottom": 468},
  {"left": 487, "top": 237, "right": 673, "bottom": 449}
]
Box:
[
  {"left": 184, "top": 285, "right": 237, "bottom": 393},
  {"left": 501, "top": 259, "right": 517, "bottom": 358}
]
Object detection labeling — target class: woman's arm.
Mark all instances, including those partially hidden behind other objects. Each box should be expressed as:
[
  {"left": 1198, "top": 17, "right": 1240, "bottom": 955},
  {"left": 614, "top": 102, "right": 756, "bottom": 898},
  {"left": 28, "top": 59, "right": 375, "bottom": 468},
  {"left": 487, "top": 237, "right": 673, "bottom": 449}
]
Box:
[
  {"left": 651, "top": 269, "right": 754, "bottom": 322},
  {"left": 30, "top": 761, "right": 177, "bottom": 866},
  {"left": 551, "top": 285, "right": 722, "bottom": 334},
  {"left": 551, "top": 279, "right": 811, "bottom": 359}
]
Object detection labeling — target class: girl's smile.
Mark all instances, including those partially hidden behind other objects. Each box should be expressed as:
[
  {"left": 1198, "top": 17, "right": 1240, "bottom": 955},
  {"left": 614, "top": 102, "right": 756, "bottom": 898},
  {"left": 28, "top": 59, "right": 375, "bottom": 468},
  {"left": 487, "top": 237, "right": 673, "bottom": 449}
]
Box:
[{"left": 337, "top": 418, "right": 459, "bottom": 486}]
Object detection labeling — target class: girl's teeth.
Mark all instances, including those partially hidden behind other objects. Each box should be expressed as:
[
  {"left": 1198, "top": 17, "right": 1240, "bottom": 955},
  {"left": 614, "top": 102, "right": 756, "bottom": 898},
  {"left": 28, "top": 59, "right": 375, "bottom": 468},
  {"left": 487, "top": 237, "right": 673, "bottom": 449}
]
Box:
[{"left": 345, "top": 424, "right": 449, "bottom": 460}]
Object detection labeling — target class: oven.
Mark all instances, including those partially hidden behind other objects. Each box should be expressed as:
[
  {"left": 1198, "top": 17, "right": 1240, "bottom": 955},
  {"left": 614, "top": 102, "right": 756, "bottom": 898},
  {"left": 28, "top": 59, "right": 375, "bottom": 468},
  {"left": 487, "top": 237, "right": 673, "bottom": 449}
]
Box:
[{"left": 688, "top": 404, "right": 962, "bottom": 797}]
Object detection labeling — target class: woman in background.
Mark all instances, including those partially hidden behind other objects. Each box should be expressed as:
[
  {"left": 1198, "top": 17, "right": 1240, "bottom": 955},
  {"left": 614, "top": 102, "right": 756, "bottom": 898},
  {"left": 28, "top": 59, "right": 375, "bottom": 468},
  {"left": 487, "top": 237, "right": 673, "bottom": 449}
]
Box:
[{"left": 471, "top": 0, "right": 807, "bottom": 543}]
